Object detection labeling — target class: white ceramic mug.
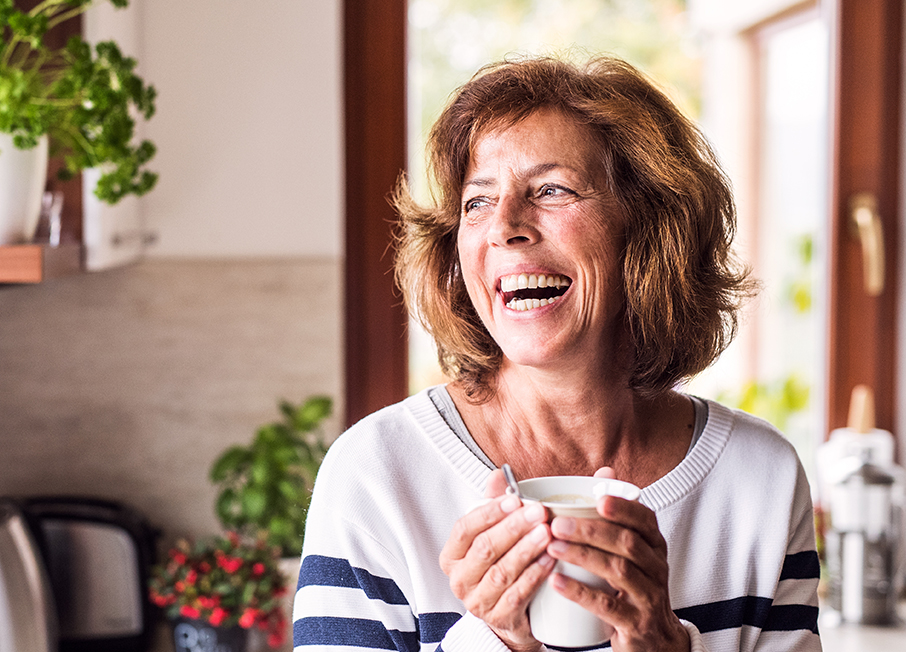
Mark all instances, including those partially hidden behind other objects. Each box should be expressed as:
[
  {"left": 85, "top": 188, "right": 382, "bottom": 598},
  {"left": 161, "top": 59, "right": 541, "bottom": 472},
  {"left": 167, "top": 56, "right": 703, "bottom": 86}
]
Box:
[{"left": 519, "top": 476, "right": 641, "bottom": 648}]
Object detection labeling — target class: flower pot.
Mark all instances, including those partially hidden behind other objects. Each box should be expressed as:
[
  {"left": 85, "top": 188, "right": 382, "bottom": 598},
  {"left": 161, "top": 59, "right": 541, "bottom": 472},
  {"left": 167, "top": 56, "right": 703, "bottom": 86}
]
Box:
[
  {"left": 275, "top": 556, "right": 302, "bottom": 651},
  {"left": 0, "top": 133, "right": 48, "bottom": 245},
  {"left": 171, "top": 617, "right": 249, "bottom": 652}
]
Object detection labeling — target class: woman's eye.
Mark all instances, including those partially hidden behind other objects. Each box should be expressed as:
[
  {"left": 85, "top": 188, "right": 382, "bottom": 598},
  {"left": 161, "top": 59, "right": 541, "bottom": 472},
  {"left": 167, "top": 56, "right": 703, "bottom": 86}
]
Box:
[
  {"left": 463, "top": 197, "right": 487, "bottom": 213},
  {"left": 539, "top": 184, "right": 572, "bottom": 198}
]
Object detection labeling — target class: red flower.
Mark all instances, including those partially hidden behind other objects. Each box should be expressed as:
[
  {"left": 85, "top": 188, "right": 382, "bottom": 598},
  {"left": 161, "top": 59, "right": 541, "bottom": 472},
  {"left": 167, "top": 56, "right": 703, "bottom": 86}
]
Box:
[
  {"left": 150, "top": 591, "right": 170, "bottom": 607},
  {"left": 197, "top": 596, "right": 218, "bottom": 610},
  {"left": 252, "top": 562, "right": 265, "bottom": 577},
  {"left": 171, "top": 550, "right": 187, "bottom": 565},
  {"left": 180, "top": 605, "right": 201, "bottom": 619},
  {"left": 267, "top": 631, "right": 285, "bottom": 648},
  {"left": 238, "top": 608, "right": 259, "bottom": 628},
  {"left": 174, "top": 581, "right": 185, "bottom": 593},
  {"left": 217, "top": 555, "right": 243, "bottom": 574},
  {"left": 208, "top": 607, "right": 229, "bottom": 626},
  {"left": 185, "top": 569, "right": 198, "bottom": 585},
  {"left": 199, "top": 561, "right": 211, "bottom": 573}
]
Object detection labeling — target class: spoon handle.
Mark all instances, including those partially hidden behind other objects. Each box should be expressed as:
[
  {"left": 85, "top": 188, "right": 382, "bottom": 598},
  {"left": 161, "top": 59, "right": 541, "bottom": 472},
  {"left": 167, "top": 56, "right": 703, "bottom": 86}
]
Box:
[{"left": 502, "top": 463, "right": 522, "bottom": 498}]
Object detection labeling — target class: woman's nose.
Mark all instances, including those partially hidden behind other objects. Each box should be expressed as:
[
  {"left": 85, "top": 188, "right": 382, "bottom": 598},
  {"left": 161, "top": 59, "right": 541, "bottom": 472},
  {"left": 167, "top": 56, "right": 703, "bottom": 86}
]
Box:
[{"left": 488, "top": 195, "right": 539, "bottom": 247}]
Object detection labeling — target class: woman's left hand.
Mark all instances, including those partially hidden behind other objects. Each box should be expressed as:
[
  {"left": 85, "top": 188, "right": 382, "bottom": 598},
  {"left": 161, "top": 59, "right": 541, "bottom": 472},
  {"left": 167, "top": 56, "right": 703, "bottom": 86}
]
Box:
[{"left": 545, "top": 468, "right": 689, "bottom": 652}]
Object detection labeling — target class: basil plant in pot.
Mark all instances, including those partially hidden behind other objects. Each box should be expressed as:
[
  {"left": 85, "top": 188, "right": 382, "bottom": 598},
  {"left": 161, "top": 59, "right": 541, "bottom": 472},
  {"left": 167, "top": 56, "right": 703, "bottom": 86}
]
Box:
[
  {"left": 0, "top": 0, "right": 157, "bottom": 244},
  {"left": 210, "top": 396, "right": 333, "bottom": 560}
]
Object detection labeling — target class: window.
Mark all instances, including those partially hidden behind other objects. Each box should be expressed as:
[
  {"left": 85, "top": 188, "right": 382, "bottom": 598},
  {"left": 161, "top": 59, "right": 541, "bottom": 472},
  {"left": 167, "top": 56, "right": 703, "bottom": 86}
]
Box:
[{"left": 344, "top": 0, "right": 903, "bottom": 465}]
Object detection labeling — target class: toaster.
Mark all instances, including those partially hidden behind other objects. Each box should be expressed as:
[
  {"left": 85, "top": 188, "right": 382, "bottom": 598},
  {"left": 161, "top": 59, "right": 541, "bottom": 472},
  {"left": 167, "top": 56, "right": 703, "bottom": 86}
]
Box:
[{"left": 0, "top": 497, "right": 158, "bottom": 652}]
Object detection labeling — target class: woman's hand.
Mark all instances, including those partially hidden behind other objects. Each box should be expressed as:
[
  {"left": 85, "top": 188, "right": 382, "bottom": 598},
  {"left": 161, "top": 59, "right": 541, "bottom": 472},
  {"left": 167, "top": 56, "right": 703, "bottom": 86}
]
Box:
[
  {"left": 545, "top": 467, "right": 689, "bottom": 652},
  {"left": 439, "top": 469, "right": 555, "bottom": 652}
]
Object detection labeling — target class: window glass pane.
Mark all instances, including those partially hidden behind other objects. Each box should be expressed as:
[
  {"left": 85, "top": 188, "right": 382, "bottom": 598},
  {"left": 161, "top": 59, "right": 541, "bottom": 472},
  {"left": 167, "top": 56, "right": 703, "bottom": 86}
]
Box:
[{"left": 689, "top": 15, "right": 830, "bottom": 484}]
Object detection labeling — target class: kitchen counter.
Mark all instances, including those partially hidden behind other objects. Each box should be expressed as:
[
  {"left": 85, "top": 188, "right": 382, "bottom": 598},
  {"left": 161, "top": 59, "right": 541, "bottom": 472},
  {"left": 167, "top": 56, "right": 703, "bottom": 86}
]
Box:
[
  {"left": 148, "top": 613, "right": 906, "bottom": 652},
  {"left": 818, "top": 602, "right": 906, "bottom": 651}
]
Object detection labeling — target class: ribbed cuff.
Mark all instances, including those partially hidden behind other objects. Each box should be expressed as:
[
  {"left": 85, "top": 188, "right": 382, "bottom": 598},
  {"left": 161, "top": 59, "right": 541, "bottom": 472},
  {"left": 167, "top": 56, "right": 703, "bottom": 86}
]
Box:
[{"left": 441, "top": 611, "right": 514, "bottom": 652}]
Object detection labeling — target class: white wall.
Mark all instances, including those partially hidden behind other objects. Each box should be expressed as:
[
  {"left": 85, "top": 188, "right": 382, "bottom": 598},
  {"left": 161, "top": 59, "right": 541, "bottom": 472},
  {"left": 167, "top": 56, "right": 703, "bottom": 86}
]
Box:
[
  {"left": 0, "top": 0, "right": 346, "bottom": 545},
  {"left": 136, "top": 0, "right": 343, "bottom": 258}
]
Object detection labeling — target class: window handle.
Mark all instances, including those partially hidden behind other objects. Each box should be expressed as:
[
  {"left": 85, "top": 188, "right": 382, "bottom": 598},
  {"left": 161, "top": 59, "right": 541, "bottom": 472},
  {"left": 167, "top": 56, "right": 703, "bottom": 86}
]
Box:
[{"left": 850, "top": 193, "right": 885, "bottom": 296}]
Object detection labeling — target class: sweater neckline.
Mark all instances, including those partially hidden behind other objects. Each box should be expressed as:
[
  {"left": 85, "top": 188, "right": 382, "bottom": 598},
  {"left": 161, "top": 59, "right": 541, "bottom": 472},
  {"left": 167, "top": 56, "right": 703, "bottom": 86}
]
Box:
[{"left": 403, "top": 387, "right": 734, "bottom": 510}]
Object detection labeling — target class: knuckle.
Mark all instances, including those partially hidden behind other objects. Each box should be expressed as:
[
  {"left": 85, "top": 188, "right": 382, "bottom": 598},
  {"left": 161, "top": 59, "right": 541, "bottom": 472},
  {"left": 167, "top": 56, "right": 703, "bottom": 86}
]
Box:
[
  {"left": 611, "top": 555, "right": 633, "bottom": 580},
  {"left": 619, "top": 529, "right": 640, "bottom": 556},
  {"left": 449, "top": 519, "right": 470, "bottom": 544},
  {"left": 472, "top": 532, "right": 498, "bottom": 563},
  {"left": 505, "top": 585, "right": 525, "bottom": 607},
  {"left": 485, "top": 562, "right": 512, "bottom": 590}
]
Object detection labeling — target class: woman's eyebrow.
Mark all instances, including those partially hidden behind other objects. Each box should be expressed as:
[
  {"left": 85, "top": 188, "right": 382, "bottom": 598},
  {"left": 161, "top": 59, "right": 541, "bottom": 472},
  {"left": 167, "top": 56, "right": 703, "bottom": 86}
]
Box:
[{"left": 463, "top": 162, "right": 578, "bottom": 190}]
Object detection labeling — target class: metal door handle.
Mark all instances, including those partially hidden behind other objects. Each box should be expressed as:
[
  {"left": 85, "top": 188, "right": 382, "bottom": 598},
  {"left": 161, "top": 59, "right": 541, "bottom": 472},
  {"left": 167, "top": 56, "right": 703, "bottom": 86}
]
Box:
[{"left": 850, "top": 193, "right": 885, "bottom": 296}]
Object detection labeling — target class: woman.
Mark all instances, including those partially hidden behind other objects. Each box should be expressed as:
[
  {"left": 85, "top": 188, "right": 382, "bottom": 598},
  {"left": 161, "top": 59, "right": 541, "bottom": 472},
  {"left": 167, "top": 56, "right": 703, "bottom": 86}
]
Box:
[{"left": 293, "top": 56, "right": 821, "bottom": 652}]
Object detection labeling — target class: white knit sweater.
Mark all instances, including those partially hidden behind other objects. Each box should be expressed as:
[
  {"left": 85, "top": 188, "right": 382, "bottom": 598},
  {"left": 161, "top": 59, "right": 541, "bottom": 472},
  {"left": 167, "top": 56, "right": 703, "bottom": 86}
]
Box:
[{"left": 292, "top": 388, "right": 821, "bottom": 651}]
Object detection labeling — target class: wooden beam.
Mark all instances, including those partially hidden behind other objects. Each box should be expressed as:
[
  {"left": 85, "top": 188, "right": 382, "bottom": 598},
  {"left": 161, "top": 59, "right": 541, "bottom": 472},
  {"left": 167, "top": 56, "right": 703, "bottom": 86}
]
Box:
[
  {"left": 343, "top": 0, "right": 409, "bottom": 427},
  {"left": 827, "top": 0, "right": 902, "bottom": 431}
]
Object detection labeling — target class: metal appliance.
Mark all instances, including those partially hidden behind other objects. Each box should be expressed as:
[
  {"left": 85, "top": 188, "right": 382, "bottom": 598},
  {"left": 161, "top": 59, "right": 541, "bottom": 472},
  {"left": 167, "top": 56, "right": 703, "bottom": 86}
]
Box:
[
  {"left": 0, "top": 497, "right": 158, "bottom": 652},
  {"left": 0, "top": 501, "right": 56, "bottom": 652},
  {"left": 825, "top": 455, "right": 906, "bottom": 624}
]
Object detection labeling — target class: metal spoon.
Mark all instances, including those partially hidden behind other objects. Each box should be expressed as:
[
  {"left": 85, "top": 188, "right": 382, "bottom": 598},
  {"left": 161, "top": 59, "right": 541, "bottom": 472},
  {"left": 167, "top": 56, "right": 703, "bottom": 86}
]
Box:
[{"left": 502, "top": 463, "right": 522, "bottom": 499}]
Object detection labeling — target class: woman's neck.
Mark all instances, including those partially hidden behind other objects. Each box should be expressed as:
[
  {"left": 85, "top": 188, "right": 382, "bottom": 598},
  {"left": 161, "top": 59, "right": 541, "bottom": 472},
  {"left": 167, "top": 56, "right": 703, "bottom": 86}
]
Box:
[{"left": 447, "top": 366, "right": 694, "bottom": 488}]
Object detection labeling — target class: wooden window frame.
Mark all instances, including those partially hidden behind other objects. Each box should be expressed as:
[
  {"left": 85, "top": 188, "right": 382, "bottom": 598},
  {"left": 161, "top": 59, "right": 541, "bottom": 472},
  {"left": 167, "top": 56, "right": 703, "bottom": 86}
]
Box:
[
  {"left": 827, "top": 0, "right": 902, "bottom": 434},
  {"left": 343, "top": 0, "right": 409, "bottom": 427}
]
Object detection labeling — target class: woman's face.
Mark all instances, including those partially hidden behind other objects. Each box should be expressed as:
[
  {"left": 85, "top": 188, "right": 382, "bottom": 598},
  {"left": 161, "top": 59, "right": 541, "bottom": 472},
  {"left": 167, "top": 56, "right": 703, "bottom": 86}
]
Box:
[{"left": 457, "top": 108, "right": 626, "bottom": 374}]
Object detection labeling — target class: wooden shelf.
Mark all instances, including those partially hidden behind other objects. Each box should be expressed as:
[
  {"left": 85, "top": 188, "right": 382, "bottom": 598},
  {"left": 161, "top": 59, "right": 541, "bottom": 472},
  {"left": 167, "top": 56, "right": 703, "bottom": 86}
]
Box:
[{"left": 0, "top": 243, "right": 83, "bottom": 284}]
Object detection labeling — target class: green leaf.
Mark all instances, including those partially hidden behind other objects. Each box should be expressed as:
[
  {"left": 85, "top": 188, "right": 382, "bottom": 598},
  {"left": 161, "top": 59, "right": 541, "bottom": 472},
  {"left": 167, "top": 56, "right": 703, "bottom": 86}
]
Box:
[
  {"left": 215, "top": 488, "right": 241, "bottom": 528},
  {"left": 293, "top": 396, "right": 332, "bottom": 431},
  {"left": 241, "top": 486, "right": 267, "bottom": 521},
  {"left": 210, "top": 446, "right": 251, "bottom": 482}
]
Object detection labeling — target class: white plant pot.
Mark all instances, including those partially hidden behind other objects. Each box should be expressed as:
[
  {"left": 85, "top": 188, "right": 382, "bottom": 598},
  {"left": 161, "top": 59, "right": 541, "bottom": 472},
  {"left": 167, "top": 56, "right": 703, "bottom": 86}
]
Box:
[{"left": 0, "top": 132, "right": 49, "bottom": 245}]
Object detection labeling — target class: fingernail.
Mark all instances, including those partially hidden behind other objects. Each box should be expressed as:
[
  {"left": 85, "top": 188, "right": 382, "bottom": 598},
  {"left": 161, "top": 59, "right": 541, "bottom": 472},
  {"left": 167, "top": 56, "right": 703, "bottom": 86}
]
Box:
[
  {"left": 537, "top": 553, "right": 555, "bottom": 569},
  {"left": 552, "top": 516, "right": 575, "bottom": 536},
  {"left": 500, "top": 496, "right": 521, "bottom": 513},
  {"left": 524, "top": 502, "right": 546, "bottom": 524},
  {"left": 551, "top": 572, "right": 568, "bottom": 589}
]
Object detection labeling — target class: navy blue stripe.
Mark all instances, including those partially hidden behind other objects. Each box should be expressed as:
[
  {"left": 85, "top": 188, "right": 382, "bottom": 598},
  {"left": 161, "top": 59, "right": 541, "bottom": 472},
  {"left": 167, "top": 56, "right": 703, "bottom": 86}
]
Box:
[
  {"left": 779, "top": 551, "right": 820, "bottom": 581},
  {"left": 299, "top": 554, "right": 408, "bottom": 605},
  {"left": 675, "top": 596, "right": 772, "bottom": 633},
  {"left": 764, "top": 604, "right": 820, "bottom": 634},
  {"left": 675, "top": 596, "right": 818, "bottom": 634},
  {"left": 417, "top": 612, "right": 461, "bottom": 643},
  {"left": 294, "top": 616, "right": 419, "bottom": 651}
]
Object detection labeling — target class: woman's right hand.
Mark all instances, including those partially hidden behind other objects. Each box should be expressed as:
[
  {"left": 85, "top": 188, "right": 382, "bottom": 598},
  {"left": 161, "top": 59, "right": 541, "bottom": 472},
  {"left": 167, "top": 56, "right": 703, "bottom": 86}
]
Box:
[{"left": 439, "top": 469, "right": 555, "bottom": 652}]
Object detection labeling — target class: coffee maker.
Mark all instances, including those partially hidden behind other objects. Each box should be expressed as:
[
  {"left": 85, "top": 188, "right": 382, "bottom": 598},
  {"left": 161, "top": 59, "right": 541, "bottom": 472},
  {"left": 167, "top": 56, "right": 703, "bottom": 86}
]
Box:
[{"left": 819, "top": 386, "right": 906, "bottom": 624}]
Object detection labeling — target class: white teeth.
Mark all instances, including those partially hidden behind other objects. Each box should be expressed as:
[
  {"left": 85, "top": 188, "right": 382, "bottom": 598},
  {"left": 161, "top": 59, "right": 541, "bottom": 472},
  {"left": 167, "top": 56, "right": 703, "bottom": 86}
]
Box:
[
  {"left": 500, "top": 273, "right": 569, "bottom": 293},
  {"left": 506, "top": 294, "right": 562, "bottom": 311}
]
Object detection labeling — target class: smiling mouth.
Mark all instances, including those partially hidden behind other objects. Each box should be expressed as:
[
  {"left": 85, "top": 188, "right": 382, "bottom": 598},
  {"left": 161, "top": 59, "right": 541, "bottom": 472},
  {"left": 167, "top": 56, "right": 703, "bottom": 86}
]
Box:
[{"left": 500, "top": 273, "right": 572, "bottom": 311}]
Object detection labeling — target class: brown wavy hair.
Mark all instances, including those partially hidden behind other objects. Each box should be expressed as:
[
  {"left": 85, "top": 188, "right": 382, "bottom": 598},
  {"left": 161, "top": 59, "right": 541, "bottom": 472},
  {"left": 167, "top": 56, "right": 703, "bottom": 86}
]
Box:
[{"left": 394, "top": 55, "right": 754, "bottom": 401}]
